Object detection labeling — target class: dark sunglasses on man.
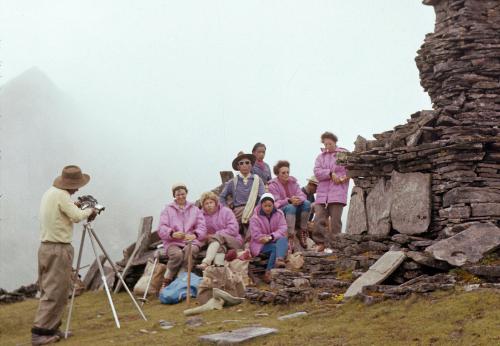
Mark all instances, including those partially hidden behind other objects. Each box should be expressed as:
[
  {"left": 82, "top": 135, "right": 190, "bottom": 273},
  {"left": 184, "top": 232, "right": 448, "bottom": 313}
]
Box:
[{"left": 238, "top": 160, "right": 251, "bottom": 166}]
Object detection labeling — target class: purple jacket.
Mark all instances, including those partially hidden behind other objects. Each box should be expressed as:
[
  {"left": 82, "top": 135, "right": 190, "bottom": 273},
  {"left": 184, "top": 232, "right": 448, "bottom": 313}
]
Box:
[
  {"left": 252, "top": 161, "right": 272, "bottom": 183},
  {"left": 158, "top": 201, "right": 207, "bottom": 250},
  {"left": 203, "top": 204, "right": 243, "bottom": 246},
  {"left": 268, "top": 176, "right": 306, "bottom": 209},
  {"left": 249, "top": 206, "right": 287, "bottom": 257},
  {"left": 314, "top": 147, "right": 350, "bottom": 205}
]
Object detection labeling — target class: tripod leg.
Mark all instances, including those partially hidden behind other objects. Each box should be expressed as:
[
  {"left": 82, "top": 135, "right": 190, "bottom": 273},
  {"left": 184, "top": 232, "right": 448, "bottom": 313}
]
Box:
[
  {"left": 88, "top": 226, "right": 147, "bottom": 321},
  {"left": 88, "top": 230, "right": 121, "bottom": 328},
  {"left": 186, "top": 241, "right": 193, "bottom": 305},
  {"left": 140, "top": 256, "right": 158, "bottom": 307},
  {"left": 65, "top": 225, "right": 87, "bottom": 339}
]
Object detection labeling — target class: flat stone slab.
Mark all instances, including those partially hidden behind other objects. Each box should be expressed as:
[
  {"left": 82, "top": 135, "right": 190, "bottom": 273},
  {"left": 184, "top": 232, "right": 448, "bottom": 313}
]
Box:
[
  {"left": 366, "top": 178, "right": 391, "bottom": 236},
  {"left": 278, "top": 312, "right": 308, "bottom": 321},
  {"left": 200, "top": 327, "right": 277, "bottom": 344},
  {"left": 425, "top": 223, "right": 500, "bottom": 266},
  {"left": 390, "top": 171, "right": 431, "bottom": 235},
  {"left": 443, "top": 187, "right": 500, "bottom": 207},
  {"left": 346, "top": 187, "right": 368, "bottom": 235},
  {"left": 344, "top": 251, "right": 406, "bottom": 298}
]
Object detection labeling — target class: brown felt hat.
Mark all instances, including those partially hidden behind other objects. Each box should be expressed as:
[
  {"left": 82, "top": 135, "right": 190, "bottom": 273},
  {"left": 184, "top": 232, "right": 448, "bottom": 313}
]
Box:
[
  {"left": 231, "top": 151, "right": 256, "bottom": 171},
  {"left": 53, "top": 165, "right": 90, "bottom": 190}
]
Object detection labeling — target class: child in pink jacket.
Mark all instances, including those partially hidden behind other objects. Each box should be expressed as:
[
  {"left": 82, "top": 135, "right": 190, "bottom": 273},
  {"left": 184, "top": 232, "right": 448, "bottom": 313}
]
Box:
[{"left": 249, "top": 193, "right": 288, "bottom": 283}]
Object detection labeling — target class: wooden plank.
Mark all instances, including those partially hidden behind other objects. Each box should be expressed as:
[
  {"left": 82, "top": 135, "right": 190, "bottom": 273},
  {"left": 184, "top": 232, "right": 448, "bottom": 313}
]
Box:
[{"left": 113, "top": 216, "right": 153, "bottom": 293}]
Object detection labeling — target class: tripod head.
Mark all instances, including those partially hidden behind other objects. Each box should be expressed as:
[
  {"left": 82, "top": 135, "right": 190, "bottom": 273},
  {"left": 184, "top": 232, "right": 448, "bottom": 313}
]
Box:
[{"left": 78, "top": 195, "right": 105, "bottom": 214}]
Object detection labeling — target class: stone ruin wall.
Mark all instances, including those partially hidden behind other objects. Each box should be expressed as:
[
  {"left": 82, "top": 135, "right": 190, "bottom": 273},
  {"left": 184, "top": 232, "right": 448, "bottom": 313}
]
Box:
[
  {"left": 343, "top": 0, "right": 500, "bottom": 242},
  {"left": 246, "top": 0, "right": 500, "bottom": 305}
]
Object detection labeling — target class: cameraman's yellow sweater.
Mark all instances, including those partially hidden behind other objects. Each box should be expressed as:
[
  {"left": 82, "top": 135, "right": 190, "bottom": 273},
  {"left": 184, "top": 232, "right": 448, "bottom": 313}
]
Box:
[{"left": 39, "top": 187, "right": 92, "bottom": 243}]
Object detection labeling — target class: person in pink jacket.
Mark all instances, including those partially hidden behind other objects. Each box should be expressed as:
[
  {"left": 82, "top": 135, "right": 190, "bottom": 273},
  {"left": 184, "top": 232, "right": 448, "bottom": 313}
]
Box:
[
  {"left": 268, "top": 160, "right": 311, "bottom": 249},
  {"left": 158, "top": 183, "right": 207, "bottom": 288},
  {"left": 196, "top": 191, "right": 243, "bottom": 270},
  {"left": 249, "top": 193, "right": 288, "bottom": 283},
  {"left": 313, "top": 132, "right": 350, "bottom": 252}
]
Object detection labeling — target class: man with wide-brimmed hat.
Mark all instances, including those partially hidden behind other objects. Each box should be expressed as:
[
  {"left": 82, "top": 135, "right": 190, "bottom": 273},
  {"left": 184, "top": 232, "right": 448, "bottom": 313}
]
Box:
[
  {"left": 219, "top": 152, "right": 265, "bottom": 239},
  {"left": 31, "top": 165, "right": 97, "bottom": 345}
]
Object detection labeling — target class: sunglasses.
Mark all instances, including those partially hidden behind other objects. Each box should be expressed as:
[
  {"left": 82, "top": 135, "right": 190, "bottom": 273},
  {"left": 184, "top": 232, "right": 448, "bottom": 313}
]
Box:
[{"left": 238, "top": 160, "right": 251, "bottom": 166}]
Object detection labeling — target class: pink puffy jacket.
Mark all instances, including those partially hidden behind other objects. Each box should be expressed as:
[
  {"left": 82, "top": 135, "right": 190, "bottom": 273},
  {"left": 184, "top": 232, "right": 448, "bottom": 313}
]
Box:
[
  {"left": 313, "top": 147, "right": 350, "bottom": 205},
  {"left": 158, "top": 201, "right": 207, "bottom": 250}
]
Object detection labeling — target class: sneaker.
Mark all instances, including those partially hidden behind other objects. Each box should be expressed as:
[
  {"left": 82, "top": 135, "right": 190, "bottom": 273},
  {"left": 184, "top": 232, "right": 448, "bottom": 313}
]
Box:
[
  {"left": 31, "top": 333, "right": 60, "bottom": 345},
  {"left": 315, "top": 244, "right": 325, "bottom": 252}
]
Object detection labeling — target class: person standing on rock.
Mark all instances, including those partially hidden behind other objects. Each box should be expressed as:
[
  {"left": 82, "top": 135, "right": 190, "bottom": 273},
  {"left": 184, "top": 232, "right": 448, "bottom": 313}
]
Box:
[
  {"left": 268, "top": 160, "right": 311, "bottom": 250},
  {"left": 251, "top": 142, "right": 272, "bottom": 184},
  {"left": 249, "top": 193, "right": 288, "bottom": 283},
  {"left": 313, "top": 132, "right": 350, "bottom": 252},
  {"left": 32, "top": 165, "right": 98, "bottom": 345},
  {"left": 219, "top": 152, "right": 265, "bottom": 240},
  {"left": 158, "top": 183, "right": 207, "bottom": 288}
]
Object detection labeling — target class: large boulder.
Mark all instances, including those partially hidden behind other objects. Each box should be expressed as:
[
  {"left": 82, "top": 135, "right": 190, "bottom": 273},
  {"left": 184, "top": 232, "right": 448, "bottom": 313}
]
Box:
[
  {"left": 346, "top": 187, "right": 368, "bottom": 235},
  {"left": 366, "top": 178, "right": 392, "bottom": 236},
  {"left": 390, "top": 171, "right": 431, "bottom": 235},
  {"left": 425, "top": 223, "right": 500, "bottom": 266}
]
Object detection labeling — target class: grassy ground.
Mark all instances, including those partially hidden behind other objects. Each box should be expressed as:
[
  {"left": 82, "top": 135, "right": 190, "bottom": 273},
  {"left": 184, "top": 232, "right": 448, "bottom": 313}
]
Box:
[{"left": 1, "top": 288, "right": 500, "bottom": 346}]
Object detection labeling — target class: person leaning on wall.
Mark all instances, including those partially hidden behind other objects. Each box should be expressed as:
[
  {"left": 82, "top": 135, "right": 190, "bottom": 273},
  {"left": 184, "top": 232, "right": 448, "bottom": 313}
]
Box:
[
  {"left": 312, "top": 132, "right": 350, "bottom": 252},
  {"left": 31, "top": 165, "right": 98, "bottom": 346}
]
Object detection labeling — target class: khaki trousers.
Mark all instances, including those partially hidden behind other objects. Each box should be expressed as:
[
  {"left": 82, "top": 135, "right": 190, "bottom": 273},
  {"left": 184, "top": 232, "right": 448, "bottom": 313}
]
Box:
[
  {"left": 32, "top": 242, "right": 74, "bottom": 334},
  {"left": 312, "top": 203, "right": 344, "bottom": 245},
  {"left": 165, "top": 245, "right": 200, "bottom": 280}
]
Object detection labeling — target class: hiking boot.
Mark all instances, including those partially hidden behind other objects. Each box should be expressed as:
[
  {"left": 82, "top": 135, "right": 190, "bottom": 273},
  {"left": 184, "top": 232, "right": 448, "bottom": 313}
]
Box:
[
  {"left": 275, "top": 258, "right": 286, "bottom": 268},
  {"left": 298, "top": 230, "right": 308, "bottom": 249},
  {"left": 262, "top": 271, "right": 272, "bottom": 284},
  {"left": 31, "top": 333, "right": 60, "bottom": 345}
]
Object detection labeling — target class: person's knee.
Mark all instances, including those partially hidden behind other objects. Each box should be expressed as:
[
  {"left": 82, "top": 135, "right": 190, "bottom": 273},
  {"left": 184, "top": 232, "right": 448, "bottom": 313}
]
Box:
[
  {"left": 169, "top": 250, "right": 183, "bottom": 262},
  {"left": 302, "top": 200, "right": 312, "bottom": 212},
  {"left": 283, "top": 204, "right": 297, "bottom": 214}
]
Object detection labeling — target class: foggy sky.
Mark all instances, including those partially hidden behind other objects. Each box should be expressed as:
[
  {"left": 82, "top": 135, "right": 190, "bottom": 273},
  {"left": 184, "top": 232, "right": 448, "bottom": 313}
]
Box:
[{"left": 0, "top": 1, "right": 435, "bottom": 290}]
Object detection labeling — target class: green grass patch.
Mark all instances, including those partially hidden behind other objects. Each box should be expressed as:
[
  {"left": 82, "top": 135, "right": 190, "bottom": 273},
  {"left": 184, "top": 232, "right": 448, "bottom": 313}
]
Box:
[{"left": 1, "top": 289, "right": 500, "bottom": 345}]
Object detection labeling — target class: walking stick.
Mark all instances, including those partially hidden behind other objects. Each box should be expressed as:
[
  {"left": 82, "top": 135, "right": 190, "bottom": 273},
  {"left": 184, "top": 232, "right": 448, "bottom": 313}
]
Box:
[{"left": 186, "top": 240, "right": 193, "bottom": 305}]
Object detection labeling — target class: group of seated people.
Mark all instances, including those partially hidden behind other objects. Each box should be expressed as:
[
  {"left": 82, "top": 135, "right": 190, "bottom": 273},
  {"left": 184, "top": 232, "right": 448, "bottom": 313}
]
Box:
[{"left": 158, "top": 131, "right": 350, "bottom": 287}]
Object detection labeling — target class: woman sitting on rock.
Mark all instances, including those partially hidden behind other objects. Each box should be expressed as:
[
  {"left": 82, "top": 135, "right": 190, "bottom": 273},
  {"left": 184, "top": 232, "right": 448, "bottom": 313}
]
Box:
[
  {"left": 158, "top": 183, "right": 207, "bottom": 288},
  {"left": 249, "top": 193, "right": 288, "bottom": 283},
  {"left": 196, "top": 192, "right": 243, "bottom": 270},
  {"left": 268, "top": 160, "right": 311, "bottom": 249}
]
